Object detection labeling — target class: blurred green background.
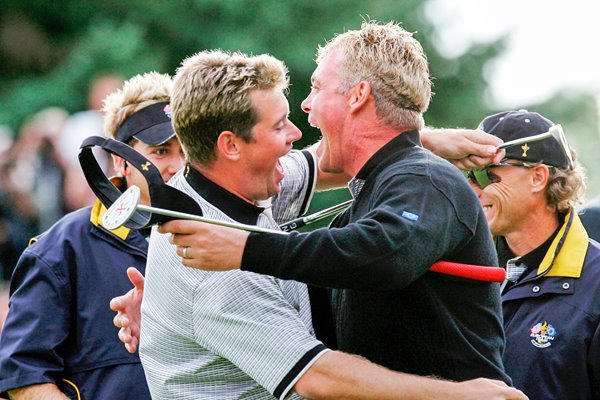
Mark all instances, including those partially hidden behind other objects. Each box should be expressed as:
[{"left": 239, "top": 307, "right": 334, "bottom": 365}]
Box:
[{"left": 1, "top": 0, "right": 598, "bottom": 228}]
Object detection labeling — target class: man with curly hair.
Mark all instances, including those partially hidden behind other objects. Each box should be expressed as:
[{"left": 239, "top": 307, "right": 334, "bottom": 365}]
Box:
[{"left": 467, "top": 109, "right": 600, "bottom": 399}]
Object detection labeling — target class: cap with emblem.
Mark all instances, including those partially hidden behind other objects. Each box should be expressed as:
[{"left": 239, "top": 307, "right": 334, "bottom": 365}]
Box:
[
  {"left": 478, "top": 109, "right": 572, "bottom": 169},
  {"left": 115, "top": 101, "right": 175, "bottom": 145}
]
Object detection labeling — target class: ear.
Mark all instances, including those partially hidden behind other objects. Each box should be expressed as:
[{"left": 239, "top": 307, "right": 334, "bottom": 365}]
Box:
[
  {"left": 215, "top": 131, "right": 241, "bottom": 161},
  {"left": 112, "top": 154, "right": 127, "bottom": 177},
  {"left": 531, "top": 164, "right": 550, "bottom": 193},
  {"left": 348, "top": 81, "right": 372, "bottom": 113}
]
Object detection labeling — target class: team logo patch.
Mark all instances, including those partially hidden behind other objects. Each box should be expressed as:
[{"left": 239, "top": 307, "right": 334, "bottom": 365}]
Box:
[
  {"left": 401, "top": 211, "right": 419, "bottom": 221},
  {"left": 530, "top": 321, "right": 556, "bottom": 348}
]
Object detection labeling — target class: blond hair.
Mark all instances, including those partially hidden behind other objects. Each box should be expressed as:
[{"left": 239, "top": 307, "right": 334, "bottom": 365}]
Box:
[
  {"left": 317, "top": 21, "right": 431, "bottom": 131},
  {"left": 103, "top": 72, "right": 172, "bottom": 140},
  {"left": 171, "top": 50, "right": 289, "bottom": 164},
  {"left": 546, "top": 152, "right": 586, "bottom": 213}
]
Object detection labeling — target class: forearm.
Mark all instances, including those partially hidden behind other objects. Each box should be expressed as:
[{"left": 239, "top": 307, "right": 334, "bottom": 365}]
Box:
[
  {"left": 420, "top": 128, "right": 503, "bottom": 169},
  {"left": 420, "top": 128, "right": 475, "bottom": 159},
  {"left": 294, "top": 351, "right": 458, "bottom": 400},
  {"left": 8, "top": 383, "right": 69, "bottom": 400},
  {"left": 294, "top": 351, "right": 528, "bottom": 400},
  {"left": 419, "top": 127, "right": 446, "bottom": 153}
]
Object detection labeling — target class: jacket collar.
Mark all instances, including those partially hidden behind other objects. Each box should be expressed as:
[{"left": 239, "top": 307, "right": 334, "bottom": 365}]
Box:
[
  {"left": 184, "top": 164, "right": 264, "bottom": 225},
  {"left": 355, "top": 130, "right": 421, "bottom": 181},
  {"left": 538, "top": 209, "right": 587, "bottom": 278}
]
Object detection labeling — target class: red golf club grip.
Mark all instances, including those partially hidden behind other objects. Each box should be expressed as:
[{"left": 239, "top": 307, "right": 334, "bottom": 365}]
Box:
[{"left": 430, "top": 261, "right": 505, "bottom": 282}]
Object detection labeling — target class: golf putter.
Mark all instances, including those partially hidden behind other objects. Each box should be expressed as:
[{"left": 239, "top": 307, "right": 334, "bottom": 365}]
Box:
[
  {"left": 80, "top": 135, "right": 348, "bottom": 232},
  {"left": 103, "top": 187, "right": 505, "bottom": 281},
  {"left": 103, "top": 185, "right": 287, "bottom": 234},
  {"left": 79, "top": 136, "right": 207, "bottom": 229},
  {"left": 81, "top": 136, "right": 504, "bottom": 282}
]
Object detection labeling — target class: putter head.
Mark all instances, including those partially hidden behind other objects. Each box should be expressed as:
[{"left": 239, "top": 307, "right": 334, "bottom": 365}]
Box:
[
  {"left": 80, "top": 136, "right": 204, "bottom": 230},
  {"left": 496, "top": 124, "right": 574, "bottom": 169},
  {"left": 102, "top": 186, "right": 148, "bottom": 230},
  {"left": 550, "top": 125, "right": 575, "bottom": 169}
]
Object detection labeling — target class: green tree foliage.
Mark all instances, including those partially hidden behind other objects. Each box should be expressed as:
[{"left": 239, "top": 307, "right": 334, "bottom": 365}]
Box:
[
  {"left": 0, "top": 0, "right": 500, "bottom": 138},
  {"left": 1, "top": 0, "right": 598, "bottom": 200}
]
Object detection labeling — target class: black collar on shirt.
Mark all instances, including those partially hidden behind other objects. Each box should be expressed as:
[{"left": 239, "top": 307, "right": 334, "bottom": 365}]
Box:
[
  {"left": 184, "top": 164, "right": 264, "bottom": 225},
  {"left": 496, "top": 213, "right": 565, "bottom": 280},
  {"left": 355, "top": 130, "right": 421, "bottom": 181}
]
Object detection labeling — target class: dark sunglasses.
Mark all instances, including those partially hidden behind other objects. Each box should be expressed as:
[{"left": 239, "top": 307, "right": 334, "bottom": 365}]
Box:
[{"left": 466, "top": 161, "right": 536, "bottom": 189}]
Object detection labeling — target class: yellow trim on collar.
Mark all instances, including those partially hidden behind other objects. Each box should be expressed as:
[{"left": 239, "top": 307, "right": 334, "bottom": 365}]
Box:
[
  {"left": 538, "top": 210, "right": 587, "bottom": 278},
  {"left": 90, "top": 200, "right": 131, "bottom": 240},
  {"left": 61, "top": 379, "right": 81, "bottom": 400}
]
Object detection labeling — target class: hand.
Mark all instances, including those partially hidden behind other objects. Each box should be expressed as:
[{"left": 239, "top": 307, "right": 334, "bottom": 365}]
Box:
[
  {"left": 158, "top": 220, "right": 249, "bottom": 271},
  {"left": 110, "top": 267, "right": 145, "bottom": 353},
  {"left": 451, "top": 378, "right": 528, "bottom": 400},
  {"left": 421, "top": 128, "right": 506, "bottom": 170}
]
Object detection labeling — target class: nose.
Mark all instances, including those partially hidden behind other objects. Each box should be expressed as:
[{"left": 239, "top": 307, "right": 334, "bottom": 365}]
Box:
[
  {"left": 301, "top": 92, "right": 313, "bottom": 114},
  {"left": 287, "top": 121, "right": 303, "bottom": 144}
]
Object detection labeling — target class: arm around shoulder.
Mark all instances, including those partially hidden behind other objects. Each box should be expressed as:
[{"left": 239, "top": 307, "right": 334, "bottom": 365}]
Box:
[{"left": 293, "top": 350, "right": 528, "bottom": 400}]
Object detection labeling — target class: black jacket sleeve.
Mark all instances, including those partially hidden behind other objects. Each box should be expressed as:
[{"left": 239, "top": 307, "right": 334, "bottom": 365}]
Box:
[{"left": 243, "top": 170, "right": 481, "bottom": 290}]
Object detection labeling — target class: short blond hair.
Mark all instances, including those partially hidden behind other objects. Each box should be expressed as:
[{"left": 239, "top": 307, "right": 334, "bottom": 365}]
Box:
[
  {"left": 171, "top": 50, "right": 289, "bottom": 164},
  {"left": 103, "top": 72, "right": 172, "bottom": 140},
  {"left": 317, "top": 21, "right": 431, "bottom": 131}
]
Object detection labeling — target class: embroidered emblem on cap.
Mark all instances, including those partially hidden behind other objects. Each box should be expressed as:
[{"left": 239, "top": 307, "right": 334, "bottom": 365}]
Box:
[
  {"left": 521, "top": 143, "right": 529, "bottom": 157},
  {"left": 530, "top": 321, "right": 556, "bottom": 348},
  {"left": 141, "top": 161, "right": 151, "bottom": 171}
]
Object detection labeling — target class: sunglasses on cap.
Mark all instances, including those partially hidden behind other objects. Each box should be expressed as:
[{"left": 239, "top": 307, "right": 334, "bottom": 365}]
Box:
[{"left": 466, "top": 161, "right": 538, "bottom": 189}]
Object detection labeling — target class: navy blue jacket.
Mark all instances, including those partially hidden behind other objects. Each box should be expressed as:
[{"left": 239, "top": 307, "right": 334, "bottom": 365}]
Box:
[
  {"left": 579, "top": 195, "right": 600, "bottom": 242},
  {"left": 502, "top": 211, "right": 600, "bottom": 400},
  {"left": 244, "top": 131, "right": 509, "bottom": 383},
  {"left": 0, "top": 200, "right": 151, "bottom": 399}
]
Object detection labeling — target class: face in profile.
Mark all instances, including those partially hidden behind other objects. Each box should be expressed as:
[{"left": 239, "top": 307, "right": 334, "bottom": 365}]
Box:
[
  {"left": 237, "top": 88, "right": 302, "bottom": 201},
  {"left": 302, "top": 51, "right": 349, "bottom": 174}
]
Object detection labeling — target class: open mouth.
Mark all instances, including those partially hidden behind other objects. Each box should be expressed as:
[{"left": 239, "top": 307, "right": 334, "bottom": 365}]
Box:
[{"left": 276, "top": 158, "right": 285, "bottom": 180}]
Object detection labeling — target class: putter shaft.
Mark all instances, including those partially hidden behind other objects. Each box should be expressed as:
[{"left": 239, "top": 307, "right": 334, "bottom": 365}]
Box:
[
  {"left": 136, "top": 204, "right": 288, "bottom": 235},
  {"left": 497, "top": 130, "right": 553, "bottom": 150},
  {"left": 279, "top": 199, "right": 353, "bottom": 231}
]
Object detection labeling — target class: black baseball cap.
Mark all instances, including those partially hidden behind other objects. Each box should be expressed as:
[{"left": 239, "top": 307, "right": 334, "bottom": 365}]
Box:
[
  {"left": 115, "top": 101, "right": 175, "bottom": 145},
  {"left": 478, "top": 109, "right": 572, "bottom": 169}
]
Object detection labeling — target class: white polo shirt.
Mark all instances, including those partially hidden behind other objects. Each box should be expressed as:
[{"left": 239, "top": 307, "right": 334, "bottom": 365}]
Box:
[{"left": 140, "top": 150, "right": 327, "bottom": 400}]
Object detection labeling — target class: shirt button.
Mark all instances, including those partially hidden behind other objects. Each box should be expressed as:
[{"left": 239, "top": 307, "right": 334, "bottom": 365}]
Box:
[
  {"left": 562, "top": 282, "right": 570, "bottom": 290},
  {"left": 532, "top": 286, "right": 540, "bottom": 293}
]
